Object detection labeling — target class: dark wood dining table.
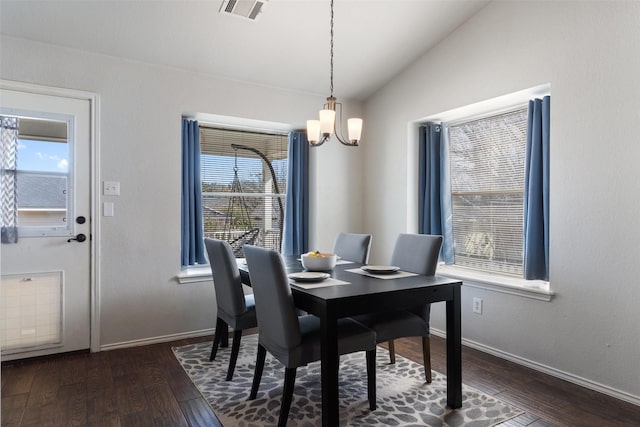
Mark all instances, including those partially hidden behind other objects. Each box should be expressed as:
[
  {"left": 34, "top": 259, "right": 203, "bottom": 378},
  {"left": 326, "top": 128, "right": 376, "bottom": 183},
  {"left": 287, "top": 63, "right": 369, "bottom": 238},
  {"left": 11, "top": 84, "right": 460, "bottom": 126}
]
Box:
[{"left": 238, "top": 255, "right": 463, "bottom": 427}]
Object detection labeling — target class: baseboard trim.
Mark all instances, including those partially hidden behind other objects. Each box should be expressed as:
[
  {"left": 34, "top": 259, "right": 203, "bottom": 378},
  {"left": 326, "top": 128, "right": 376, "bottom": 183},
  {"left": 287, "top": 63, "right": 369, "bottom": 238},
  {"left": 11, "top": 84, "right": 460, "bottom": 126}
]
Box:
[
  {"left": 430, "top": 328, "right": 640, "bottom": 407},
  {"left": 100, "top": 328, "right": 214, "bottom": 352}
]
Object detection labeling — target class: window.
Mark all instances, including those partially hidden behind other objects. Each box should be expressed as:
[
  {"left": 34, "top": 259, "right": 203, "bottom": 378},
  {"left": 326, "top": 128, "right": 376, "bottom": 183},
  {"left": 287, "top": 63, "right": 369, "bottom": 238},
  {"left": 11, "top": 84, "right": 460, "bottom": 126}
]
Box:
[
  {"left": 420, "top": 88, "right": 550, "bottom": 297},
  {"left": 448, "top": 106, "right": 528, "bottom": 277},
  {"left": 3, "top": 115, "right": 73, "bottom": 237},
  {"left": 199, "top": 126, "right": 288, "bottom": 257}
]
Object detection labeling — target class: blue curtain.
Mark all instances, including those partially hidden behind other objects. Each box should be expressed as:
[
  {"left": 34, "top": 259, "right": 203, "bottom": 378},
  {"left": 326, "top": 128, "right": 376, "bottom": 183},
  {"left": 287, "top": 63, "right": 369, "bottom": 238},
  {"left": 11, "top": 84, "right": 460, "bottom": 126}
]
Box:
[
  {"left": 523, "top": 96, "right": 550, "bottom": 280},
  {"left": 181, "top": 119, "right": 206, "bottom": 266},
  {"left": 418, "top": 123, "right": 454, "bottom": 263},
  {"left": 282, "top": 131, "right": 309, "bottom": 256}
]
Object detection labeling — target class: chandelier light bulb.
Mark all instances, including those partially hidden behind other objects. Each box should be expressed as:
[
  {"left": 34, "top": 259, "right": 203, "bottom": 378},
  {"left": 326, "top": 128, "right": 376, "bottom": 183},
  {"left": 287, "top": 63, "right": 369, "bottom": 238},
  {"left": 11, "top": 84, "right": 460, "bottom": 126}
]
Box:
[
  {"left": 319, "top": 109, "right": 336, "bottom": 135},
  {"left": 347, "top": 118, "right": 363, "bottom": 143},
  {"left": 306, "top": 120, "right": 321, "bottom": 144}
]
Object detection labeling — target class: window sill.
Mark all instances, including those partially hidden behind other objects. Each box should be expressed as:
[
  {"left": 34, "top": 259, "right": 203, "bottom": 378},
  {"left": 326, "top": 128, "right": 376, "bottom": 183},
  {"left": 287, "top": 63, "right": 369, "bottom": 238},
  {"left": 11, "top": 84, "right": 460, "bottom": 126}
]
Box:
[
  {"left": 176, "top": 265, "right": 212, "bottom": 284},
  {"left": 437, "top": 265, "right": 554, "bottom": 301}
]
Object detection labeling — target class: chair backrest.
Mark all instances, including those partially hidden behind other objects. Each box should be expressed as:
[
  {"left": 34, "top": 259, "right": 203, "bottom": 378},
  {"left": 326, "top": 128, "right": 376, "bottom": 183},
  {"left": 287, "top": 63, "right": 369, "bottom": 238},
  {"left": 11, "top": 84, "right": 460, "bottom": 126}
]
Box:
[
  {"left": 243, "top": 245, "right": 302, "bottom": 351},
  {"left": 390, "top": 233, "right": 443, "bottom": 275},
  {"left": 204, "top": 238, "right": 247, "bottom": 316},
  {"left": 333, "top": 232, "right": 372, "bottom": 264}
]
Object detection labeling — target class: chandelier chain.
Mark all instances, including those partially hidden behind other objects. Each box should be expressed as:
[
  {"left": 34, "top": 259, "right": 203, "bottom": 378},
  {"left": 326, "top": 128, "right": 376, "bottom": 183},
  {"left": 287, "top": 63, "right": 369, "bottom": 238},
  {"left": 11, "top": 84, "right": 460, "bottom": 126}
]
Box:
[{"left": 329, "top": 0, "right": 334, "bottom": 97}]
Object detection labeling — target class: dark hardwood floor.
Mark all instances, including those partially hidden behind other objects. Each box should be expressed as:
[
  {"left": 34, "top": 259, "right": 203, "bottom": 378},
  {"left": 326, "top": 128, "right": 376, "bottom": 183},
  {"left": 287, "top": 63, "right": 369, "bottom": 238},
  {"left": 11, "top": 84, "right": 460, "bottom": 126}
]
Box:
[{"left": 2, "top": 332, "right": 639, "bottom": 426}]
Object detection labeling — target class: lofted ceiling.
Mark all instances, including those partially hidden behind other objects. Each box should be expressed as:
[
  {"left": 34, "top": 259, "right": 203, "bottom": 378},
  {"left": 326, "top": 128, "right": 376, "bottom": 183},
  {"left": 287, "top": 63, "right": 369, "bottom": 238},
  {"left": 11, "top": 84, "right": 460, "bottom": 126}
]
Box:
[{"left": 0, "top": 0, "right": 488, "bottom": 101}]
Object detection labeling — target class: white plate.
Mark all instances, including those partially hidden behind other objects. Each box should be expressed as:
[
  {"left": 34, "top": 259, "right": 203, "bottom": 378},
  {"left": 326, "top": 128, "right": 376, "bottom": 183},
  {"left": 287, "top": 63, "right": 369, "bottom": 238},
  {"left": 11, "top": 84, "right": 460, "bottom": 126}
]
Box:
[
  {"left": 288, "top": 272, "right": 331, "bottom": 282},
  {"left": 361, "top": 265, "right": 400, "bottom": 274}
]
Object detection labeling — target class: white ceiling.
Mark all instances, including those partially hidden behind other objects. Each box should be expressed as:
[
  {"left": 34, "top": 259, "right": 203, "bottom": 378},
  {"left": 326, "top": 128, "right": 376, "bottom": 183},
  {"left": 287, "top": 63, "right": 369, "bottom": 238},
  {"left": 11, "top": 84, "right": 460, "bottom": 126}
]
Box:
[{"left": 0, "top": 0, "right": 488, "bottom": 101}]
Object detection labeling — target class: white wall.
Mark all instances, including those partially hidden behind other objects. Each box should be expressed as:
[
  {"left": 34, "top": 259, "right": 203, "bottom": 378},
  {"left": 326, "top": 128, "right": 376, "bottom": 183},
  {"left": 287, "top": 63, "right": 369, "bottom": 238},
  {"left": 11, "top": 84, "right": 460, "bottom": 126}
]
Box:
[
  {"left": 0, "top": 36, "right": 363, "bottom": 346},
  {"left": 363, "top": 1, "right": 640, "bottom": 402}
]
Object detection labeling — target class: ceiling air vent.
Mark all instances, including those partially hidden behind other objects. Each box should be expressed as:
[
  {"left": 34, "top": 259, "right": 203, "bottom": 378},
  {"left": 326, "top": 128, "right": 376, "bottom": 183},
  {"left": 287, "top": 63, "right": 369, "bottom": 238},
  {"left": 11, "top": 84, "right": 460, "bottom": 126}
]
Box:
[{"left": 220, "top": 0, "right": 267, "bottom": 21}]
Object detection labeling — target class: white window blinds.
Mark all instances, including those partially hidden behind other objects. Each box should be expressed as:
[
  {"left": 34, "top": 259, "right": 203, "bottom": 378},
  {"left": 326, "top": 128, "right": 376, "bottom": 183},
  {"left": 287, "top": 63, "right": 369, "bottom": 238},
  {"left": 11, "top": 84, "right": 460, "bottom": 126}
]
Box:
[
  {"left": 199, "top": 126, "right": 288, "bottom": 254},
  {"left": 449, "top": 107, "right": 528, "bottom": 276}
]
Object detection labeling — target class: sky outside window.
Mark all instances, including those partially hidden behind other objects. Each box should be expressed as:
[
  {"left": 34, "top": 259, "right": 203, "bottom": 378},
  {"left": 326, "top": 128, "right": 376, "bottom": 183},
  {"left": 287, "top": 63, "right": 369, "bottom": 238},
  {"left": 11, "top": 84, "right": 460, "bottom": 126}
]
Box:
[{"left": 17, "top": 139, "right": 69, "bottom": 173}]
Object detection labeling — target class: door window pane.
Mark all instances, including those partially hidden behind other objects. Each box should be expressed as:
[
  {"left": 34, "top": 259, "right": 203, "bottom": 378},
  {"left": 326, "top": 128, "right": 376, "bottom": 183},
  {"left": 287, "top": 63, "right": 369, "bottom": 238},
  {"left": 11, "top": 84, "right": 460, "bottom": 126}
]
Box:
[{"left": 14, "top": 117, "right": 72, "bottom": 235}]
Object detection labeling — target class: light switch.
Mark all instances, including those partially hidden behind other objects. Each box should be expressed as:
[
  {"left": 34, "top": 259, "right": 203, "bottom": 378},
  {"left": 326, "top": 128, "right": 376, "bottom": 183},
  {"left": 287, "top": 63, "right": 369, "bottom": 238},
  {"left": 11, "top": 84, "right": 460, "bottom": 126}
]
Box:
[
  {"left": 103, "top": 181, "right": 120, "bottom": 196},
  {"left": 103, "top": 202, "right": 114, "bottom": 217}
]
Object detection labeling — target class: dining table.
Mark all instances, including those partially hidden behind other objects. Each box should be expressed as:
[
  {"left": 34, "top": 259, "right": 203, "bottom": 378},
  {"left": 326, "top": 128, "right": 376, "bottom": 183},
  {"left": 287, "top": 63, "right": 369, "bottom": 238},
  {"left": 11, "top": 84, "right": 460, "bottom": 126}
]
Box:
[{"left": 238, "top": 255, "right": 463, "bottom": 427}]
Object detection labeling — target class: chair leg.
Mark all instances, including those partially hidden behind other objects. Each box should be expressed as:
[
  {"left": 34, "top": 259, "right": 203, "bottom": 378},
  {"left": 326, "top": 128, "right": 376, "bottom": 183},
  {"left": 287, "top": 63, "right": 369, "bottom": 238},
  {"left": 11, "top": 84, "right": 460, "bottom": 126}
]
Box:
[
  {"left": 366, "top": 349, "right": 377, "bottom": 411},
  {"left": 220, "top": 320, "right": 229, "bottom": 348},
  {"left": 226, "top": 329, "right": 243, "bottom": 381},
  {"left": 210, "top": 317, "right": 226, "bottom": 361},
  {"left": 422, "top": 336, "right": 432, "bottom": 383},
  {"left": 278, "top": 367, "right": 297, "bottom": 427},
  {"left": 249, "top": 344, "right": 266, "bottom": 400},
  {"left": 388, "top": 340, "right": 396, "bottom": 364}
]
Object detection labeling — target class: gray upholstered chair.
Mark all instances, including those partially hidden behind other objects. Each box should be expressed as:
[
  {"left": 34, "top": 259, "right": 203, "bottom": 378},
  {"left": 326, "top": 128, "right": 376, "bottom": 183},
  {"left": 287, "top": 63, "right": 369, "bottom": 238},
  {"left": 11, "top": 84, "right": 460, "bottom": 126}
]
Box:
[
  {"left": 243, "top": 245, "right": 377, "bottom": 427},
  {"left": 353, "top": 233, "right": 443, "bottom": 383},
  {"left": 332, "top": 232, "right": 372, "bottom": 264},
  {"left": 204, "top": 238, "right": 258, "bottom": 381}
]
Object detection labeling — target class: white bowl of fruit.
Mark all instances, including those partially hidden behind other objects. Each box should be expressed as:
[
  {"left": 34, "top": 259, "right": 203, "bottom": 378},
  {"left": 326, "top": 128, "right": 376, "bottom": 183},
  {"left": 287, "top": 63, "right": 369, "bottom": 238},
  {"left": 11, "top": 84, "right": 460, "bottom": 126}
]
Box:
[{"left": 301, "top": 251, "right": 337, "bottom": 271}]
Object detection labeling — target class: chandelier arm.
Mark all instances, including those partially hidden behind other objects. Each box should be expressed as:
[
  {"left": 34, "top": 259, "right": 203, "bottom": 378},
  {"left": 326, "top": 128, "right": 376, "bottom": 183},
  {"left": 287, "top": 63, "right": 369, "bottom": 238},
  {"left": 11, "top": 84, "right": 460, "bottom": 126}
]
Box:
[
  {"left": 334, "top": 134, "right": 358, "bottom": 147},
  {"left": 335, "top": 136, "right": 358, "bottom": 147},
  {"left": 310, "top": 135, "right": 330, "bottom": 147},
  {"left": 332, "top": 101, "right": 358, "bottom": 146}
]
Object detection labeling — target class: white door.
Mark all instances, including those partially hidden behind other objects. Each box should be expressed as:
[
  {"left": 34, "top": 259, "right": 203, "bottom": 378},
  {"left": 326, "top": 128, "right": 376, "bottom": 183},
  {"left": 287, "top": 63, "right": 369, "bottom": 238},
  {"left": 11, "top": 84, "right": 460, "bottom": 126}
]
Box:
[{"left": 0, "top": 88, "right": 92, "bottom": 360}]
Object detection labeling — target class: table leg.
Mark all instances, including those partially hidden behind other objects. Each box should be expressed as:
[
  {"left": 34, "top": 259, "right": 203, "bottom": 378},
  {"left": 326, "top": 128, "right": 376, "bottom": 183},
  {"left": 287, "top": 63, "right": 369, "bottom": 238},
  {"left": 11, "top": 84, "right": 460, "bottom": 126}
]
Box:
[
  {"left": 320, "top": 305, "right": 339, "bottom": 427},
  {"left": 446, "top": 284, "right": 462, "bottom": 408}
]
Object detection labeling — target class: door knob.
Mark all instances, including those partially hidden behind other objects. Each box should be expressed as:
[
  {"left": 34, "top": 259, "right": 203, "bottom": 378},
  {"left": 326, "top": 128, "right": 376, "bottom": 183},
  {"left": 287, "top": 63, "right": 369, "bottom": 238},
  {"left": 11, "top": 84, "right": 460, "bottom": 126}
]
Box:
[{"left": 67, "top": 233, "right": 87, "bottom": 243}]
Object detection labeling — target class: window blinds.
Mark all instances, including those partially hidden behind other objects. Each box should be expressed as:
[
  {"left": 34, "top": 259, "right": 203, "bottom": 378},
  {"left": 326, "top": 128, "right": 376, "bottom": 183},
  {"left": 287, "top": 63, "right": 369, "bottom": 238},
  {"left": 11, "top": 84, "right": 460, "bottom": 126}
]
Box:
[
  {"left": 198, "top": 126, "right": 288, "bottom": 253},
  {"left": 199, "top": 127, "right": 288, "bottom": 194},
  {"left": 449, "top": 107, "right": 528, "bottom": 276}
]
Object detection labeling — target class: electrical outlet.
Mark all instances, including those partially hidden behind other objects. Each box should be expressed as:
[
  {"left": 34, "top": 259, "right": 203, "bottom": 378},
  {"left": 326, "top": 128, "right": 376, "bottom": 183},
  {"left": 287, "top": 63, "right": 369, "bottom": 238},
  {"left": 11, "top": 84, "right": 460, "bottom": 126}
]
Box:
[{"left": 472, "top": 297, "right": 483, "bottom": 314}]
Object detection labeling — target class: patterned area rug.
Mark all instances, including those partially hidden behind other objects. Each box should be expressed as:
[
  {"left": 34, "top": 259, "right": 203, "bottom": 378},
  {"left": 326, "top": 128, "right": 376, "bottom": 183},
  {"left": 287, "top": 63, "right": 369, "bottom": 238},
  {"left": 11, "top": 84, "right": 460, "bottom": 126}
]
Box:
[{"left": 173, "top": 335, "right": 522, "bottom": 426}]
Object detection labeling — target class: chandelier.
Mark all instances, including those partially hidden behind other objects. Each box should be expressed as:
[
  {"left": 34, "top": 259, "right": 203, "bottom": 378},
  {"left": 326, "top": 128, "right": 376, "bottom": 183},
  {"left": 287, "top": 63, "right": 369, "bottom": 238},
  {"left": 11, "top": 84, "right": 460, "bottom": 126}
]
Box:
[{"left": 306, "top": 0, "right": 362, "bottom": 147}]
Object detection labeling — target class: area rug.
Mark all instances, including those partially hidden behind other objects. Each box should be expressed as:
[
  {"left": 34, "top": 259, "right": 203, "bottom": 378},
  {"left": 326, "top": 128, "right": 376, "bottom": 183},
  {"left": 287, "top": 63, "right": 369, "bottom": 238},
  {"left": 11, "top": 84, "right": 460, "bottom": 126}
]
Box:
[{"left": 173, "top": 335, "right": 522, "bottom": 426}]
